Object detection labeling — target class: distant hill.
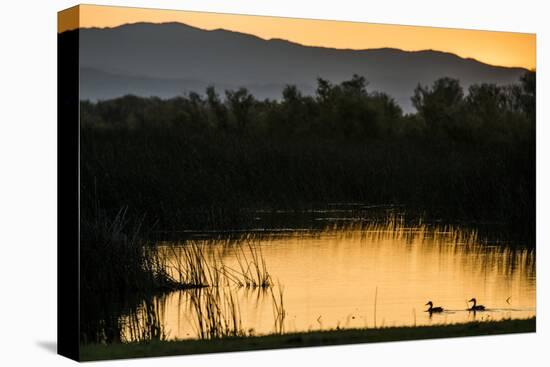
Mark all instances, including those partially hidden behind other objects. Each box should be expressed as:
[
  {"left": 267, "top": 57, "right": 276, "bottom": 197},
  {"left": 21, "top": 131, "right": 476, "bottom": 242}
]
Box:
[{"left": 74, "top": 22, "right": 527, "bottom": 112}]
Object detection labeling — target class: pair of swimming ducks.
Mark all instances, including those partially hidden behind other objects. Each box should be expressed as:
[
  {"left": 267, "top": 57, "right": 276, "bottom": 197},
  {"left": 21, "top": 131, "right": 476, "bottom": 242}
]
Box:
[{"left": 425, "top": 298, "right": 485, "bottom": 313}]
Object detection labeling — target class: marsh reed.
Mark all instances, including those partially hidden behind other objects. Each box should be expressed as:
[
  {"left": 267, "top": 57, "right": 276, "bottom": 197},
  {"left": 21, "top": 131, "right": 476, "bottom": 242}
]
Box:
[{"left": 220, "top": 241, "right": 272, "bottom": 288}]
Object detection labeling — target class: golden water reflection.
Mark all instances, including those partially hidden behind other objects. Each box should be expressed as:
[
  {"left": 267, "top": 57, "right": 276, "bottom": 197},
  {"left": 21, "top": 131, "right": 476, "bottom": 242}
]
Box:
[{"left": 124, "top": 223, "right": 535, "bottom": 340}]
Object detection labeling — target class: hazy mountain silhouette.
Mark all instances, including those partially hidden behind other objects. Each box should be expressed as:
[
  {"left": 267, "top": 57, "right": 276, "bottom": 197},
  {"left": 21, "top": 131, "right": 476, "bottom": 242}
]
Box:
[{"left": 76, "top": 22, "right": 527, "bottom": 112}]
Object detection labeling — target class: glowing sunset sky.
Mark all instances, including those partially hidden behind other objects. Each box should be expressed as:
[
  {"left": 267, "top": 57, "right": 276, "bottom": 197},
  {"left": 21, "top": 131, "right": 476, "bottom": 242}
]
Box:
[{"left": 59, "top": 4, "right": 536, "bottom": 70}]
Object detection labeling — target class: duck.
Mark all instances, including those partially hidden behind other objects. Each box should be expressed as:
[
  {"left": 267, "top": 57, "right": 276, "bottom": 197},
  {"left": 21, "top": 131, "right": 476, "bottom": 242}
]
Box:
[
  {"left": 425, "top": 301, "right": 444, "bottom": 313},
  {"left": 468, "top": 298, "right": 486, "bottom": 311}
]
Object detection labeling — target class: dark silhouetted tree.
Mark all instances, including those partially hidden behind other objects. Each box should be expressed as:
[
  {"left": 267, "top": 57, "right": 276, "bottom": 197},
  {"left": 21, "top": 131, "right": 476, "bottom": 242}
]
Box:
[
  {"left": 412, "top": 77, "right": 465, "bottom": 138},
  {"left": 206, "top": 86, "right": 229, "bottom": 130},
  {"left": 226, "top": 88, "right": 254, "bottom": 131}
]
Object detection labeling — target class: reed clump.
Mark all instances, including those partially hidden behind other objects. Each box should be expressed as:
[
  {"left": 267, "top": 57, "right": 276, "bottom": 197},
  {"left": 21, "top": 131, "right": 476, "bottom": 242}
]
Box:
[
  {"left": 221, "top": 241, "right": 272, "bottom": 288},
  {"left": 160, "top": 242, "right": 217, "bottom": 288},
  {"left": 80, "top": 208, "right": 280, "bottom": 343},
  {"left": 80, "top": 206, "right": 179, "bottom": 295}
]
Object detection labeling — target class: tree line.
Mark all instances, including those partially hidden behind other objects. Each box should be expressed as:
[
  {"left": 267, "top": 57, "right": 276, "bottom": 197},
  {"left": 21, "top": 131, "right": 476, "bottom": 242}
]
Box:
[{"left": 81, "top": 72, "right": 535, "bottom": 143}]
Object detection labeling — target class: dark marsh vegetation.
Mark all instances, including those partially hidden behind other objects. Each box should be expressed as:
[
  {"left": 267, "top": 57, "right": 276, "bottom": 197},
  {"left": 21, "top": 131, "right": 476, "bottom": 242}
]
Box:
[
  {"left": 80, "top": 206, "right": 279, "bottom": 343},
  {"left": 80, "top": 72, "right": 535, "bottom": 235}
]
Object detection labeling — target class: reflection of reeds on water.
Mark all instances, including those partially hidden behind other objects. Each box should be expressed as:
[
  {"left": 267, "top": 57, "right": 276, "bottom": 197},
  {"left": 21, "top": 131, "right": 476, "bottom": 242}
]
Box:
[
  {"left": 186, "top": 283, "right": 287, "bottom": 339},
  {"left": 123, "top": 297, "right": 167, "bottom": 342},
  {"left": 270, "top": 283, "right": 286, "bottom": 334},
  {"left": 188, "top": 285, "right": 244, "bottom": 339}
]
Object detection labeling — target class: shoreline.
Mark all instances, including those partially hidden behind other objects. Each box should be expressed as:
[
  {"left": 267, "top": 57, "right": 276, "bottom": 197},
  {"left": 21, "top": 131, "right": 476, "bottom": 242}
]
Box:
[{"left": 80, "top": 317, "right": 535, "bottom": 361}]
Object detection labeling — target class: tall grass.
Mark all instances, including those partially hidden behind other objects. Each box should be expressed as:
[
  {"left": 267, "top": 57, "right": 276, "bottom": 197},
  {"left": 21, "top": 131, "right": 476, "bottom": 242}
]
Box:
[
  {"left": 161, "top": 242, "right": 216, "bottom": 288},
  {"left": 80, "top": 205, "right": 227, "bottom": 295},
  {"left": 222, "top": 241, "right": 272, "bottom": 288},
  {"left": 80, "top": 206, "right": 177, "bottom": 294}
]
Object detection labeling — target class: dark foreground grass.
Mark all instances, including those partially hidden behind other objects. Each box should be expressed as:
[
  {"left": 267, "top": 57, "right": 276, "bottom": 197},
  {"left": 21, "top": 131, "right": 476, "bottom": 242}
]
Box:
[{"left": 80, "top": 317, "right": 535, "bottom": 361}]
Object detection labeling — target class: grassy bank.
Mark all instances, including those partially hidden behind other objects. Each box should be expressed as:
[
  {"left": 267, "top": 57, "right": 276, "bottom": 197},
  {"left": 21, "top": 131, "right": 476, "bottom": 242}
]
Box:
[{"left": 80, "top": 317, "right": 535, "bottom": 361}]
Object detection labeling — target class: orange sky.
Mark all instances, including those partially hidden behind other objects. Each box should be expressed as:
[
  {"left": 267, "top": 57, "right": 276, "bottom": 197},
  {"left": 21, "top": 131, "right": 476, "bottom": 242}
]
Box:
[{"left": 59, "top": 4, "right": 536, "bottom": 70}]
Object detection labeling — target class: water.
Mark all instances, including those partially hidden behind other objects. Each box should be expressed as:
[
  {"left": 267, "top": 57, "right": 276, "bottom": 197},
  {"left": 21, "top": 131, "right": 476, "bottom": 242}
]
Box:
[{"left": 121, "top": 220, "right": 535, "bottom": 341}]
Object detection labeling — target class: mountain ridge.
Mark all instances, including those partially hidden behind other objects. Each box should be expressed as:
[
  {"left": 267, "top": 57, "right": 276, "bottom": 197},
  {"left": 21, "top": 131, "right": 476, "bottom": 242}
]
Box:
[
  {"left": 69, "top": 22, "right": 527, "bottom": 69},
  {"left": 71, "top": 22, "right": 527, "bottom": 111}
]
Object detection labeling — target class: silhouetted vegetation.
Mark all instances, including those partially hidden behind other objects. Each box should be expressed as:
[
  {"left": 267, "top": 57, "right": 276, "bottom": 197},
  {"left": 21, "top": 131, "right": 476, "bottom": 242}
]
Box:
[
  {"left": 79, "top": 205, "right": 279, "bottom": 343},
  {"left": 80, "top": 72, "right": 535, "bottom": 239}
]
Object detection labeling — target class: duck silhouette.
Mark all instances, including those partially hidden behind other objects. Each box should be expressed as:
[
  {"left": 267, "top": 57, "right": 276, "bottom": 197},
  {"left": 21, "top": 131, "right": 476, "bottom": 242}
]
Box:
[
  {"left": 425, "top": 301, "right": 444, "bottom": 313},
  {"left": 468, "top": 298, "right": 486, "bottom": 311}
]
